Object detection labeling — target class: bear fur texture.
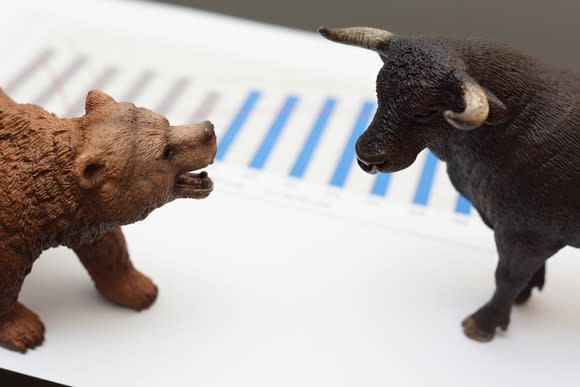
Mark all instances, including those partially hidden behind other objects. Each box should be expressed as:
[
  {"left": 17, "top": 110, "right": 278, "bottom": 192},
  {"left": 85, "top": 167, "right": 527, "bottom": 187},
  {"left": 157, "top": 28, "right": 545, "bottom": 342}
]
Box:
[{"left": 0, "top": 89, "right": 217, "bottom": 352}]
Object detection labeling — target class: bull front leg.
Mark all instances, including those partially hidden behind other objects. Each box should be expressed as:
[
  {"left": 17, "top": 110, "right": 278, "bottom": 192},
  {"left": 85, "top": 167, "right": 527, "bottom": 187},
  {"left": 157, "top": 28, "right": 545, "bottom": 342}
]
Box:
[
  {"left": 0, "top": 250, "right": 45, "bottom": 352},
  {"left": 462, "top": 231, "right": 561, "bottom": 342},
  {"left": 73, "top": 227, "right": 158, "bottom": 311}
]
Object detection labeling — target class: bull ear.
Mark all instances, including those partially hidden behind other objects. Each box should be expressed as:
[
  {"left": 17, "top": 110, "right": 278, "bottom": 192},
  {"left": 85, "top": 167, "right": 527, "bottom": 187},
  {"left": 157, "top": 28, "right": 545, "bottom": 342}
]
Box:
[
  {"left": 73, "top": 153, "right": 106, "bottom": 189},
  {"left": 444, "top": 71, "right": 509, "bottom": 129},
  {"left": 85, "top": 90, "right": 116, "bottom": 114},
  {"left": 482, "top": 87, "right": 509, "bottom": 125},
  {"left": 444, "top": 71, "right": 489, "bottom": 130}
]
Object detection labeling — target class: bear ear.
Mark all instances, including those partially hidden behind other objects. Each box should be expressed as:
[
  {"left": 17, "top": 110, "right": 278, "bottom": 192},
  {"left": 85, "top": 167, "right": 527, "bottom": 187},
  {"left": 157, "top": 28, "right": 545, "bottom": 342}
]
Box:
[
  {"left": 85, "top": 90, "right": 116, "bottom": 114},
  {"left": 73, "top": 153, "right": 107, "bottom": 189}
]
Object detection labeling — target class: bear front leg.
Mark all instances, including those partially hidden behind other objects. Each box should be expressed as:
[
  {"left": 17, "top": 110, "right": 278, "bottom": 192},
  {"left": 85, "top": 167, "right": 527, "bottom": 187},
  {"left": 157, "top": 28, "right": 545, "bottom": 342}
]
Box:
[
  {"left": 462, "top": 231, "right": 561, "bottom": 342},
  {"left": 73, "top": 227, "right": 158, "bottom": 311},
  {"left": 0, "top": 251, "right": 45, "bottom": 353}
]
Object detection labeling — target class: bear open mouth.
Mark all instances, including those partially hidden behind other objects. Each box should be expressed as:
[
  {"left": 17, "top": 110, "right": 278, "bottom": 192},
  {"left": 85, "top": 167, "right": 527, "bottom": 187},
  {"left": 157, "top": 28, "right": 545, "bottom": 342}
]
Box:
[{"left": 175, "top": 171, "right": 213, "bottom": 199}]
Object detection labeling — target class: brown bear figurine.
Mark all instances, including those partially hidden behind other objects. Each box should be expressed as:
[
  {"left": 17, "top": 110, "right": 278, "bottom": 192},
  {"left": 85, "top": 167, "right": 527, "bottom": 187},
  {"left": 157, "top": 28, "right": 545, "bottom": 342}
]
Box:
[{"left": 0, "top": 88, "right": 217, "bottom": 352}]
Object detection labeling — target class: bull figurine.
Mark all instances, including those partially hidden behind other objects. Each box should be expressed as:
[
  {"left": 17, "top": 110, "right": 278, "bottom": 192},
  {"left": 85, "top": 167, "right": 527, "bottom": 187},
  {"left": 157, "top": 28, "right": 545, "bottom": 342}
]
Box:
[{"left": 320, "top": 26, "right": 580, "bottom": 342}]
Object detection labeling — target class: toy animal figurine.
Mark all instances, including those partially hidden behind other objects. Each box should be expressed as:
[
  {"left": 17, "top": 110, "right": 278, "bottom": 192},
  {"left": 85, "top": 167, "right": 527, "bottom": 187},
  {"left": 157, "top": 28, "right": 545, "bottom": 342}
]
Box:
[
  {"left": 320, "top": 26, "right": 579, "bottom": 342},
  {"left": 0, "top": 89, "right": 216, "bottom": 352}
]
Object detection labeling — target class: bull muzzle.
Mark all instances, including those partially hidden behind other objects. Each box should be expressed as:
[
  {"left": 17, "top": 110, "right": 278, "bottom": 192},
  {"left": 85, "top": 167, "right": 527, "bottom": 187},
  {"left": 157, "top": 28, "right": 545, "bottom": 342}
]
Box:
[{"left": 355, "top": 136, "right": 389, "bottom": 175}]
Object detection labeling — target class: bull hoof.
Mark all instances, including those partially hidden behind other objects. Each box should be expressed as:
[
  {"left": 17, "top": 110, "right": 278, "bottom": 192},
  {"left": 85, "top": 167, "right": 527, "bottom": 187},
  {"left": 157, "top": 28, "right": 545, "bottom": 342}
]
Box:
[
  {"left": 462, "top": 317, "right": 495, "bottom": 342},
  {"left": 0, "top": 303, "right": 45, "bottom": 353}
]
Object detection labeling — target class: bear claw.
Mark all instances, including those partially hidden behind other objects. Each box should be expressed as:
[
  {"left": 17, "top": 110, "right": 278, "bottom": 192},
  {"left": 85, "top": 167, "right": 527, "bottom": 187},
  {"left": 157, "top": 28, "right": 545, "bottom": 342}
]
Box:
[{"left": 0, "top": 303, "right": 45, "bottom": 353}]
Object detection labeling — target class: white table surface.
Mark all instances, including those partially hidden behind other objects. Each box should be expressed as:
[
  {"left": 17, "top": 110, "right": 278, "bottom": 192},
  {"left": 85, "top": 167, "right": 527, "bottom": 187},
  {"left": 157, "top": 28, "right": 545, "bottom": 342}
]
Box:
[{"left": 1, "top": 1, "right": 579, "bottom": 386}]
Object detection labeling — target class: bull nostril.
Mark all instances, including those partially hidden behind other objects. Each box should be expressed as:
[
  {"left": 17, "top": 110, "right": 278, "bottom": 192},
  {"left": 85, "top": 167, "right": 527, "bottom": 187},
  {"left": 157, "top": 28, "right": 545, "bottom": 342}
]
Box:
[
  {"left": 356, "top": 156, "right": 388, "bottom": 175},
  {"left": 357, "top": 158, "right": 376, "bottom": 174},
  {"left": 355, "top": 140, "right": 388, "bottom": 166}
]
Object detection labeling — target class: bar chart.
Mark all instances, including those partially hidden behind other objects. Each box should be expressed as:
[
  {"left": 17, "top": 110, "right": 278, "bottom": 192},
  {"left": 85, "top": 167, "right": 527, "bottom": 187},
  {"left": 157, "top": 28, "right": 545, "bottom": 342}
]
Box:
[{"left": 1, "top": 36, "right": 473, "bottom": 220}]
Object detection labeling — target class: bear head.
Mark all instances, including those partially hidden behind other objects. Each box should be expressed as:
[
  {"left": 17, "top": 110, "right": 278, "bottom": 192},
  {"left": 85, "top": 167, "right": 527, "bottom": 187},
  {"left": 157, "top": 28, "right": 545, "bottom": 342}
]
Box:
[{"left": 72, "top": 90, "right": 217, "bottom": 225}]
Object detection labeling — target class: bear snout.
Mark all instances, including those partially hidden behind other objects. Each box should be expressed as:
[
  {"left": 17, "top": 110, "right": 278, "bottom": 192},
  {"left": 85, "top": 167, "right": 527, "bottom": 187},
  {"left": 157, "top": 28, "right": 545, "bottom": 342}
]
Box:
[{"left": 202, "top": 121, "right": 216, "bottom": 143}]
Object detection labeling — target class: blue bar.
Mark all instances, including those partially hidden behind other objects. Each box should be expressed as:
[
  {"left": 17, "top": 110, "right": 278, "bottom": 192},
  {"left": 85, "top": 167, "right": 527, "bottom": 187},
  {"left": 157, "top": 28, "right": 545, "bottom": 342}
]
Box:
[
  {"left": 455, "top": 195, "right": 472, "bottom": 215},
  {"left": 371, "top": 173, "right": 392, "bottom": 196},
  {"left": 289, "top": 98, "right": 336, "bottom": 178},
  {"left": 216, "top": 90, "right": 261, "bottom": 161},
  {"left": 329, "top": 101, "right": 376, "bottom": 187},
  {"left": 413, "top": 151, "right": 439, "bottom": 206},
  {"left": 249, "top": 95, "right": 299, "bottom": 169}
]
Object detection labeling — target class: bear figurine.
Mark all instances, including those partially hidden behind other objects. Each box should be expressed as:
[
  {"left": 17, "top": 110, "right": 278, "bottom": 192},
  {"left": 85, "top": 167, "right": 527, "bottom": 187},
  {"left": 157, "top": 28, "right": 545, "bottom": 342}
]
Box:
[{"left": 0, "top": 89, "right": 216, "bottom": 352}]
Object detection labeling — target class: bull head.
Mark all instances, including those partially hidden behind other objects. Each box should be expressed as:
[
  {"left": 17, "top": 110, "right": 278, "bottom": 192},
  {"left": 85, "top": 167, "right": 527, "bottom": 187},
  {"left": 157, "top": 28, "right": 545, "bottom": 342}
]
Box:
[
  {"left": 320, "top": 26, "right": 490, "bottom": 130},
  {"left": 319, "top": 26, "right": 506, "bottom": 173}
]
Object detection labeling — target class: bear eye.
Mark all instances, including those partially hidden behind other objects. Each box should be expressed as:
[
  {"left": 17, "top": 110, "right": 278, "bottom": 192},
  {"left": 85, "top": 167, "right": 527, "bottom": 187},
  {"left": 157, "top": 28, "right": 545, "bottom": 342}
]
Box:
[{"left": 162, "top": 146, "right": 174, "bottom": 160}]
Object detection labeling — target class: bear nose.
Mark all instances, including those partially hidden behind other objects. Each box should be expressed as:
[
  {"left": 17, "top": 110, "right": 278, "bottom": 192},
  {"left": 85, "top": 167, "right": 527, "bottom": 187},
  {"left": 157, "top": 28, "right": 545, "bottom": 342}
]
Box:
[{"left": 202, "top": 120, "right": 216, "bottom": 142}]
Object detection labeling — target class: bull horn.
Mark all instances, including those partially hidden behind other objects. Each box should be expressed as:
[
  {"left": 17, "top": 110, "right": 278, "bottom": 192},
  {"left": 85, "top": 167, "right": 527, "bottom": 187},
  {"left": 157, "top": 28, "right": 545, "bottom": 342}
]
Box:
[
  {"left": 319, "top": 26, "right": 394, "bottom": 51},
  {"left": 443, "top": 73, "right": 489, "bottom": 130}
]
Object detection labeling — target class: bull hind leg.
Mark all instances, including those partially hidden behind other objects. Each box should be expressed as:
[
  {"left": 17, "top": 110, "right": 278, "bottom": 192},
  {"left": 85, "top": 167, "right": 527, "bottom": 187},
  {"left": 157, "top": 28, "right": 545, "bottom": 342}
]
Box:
[
  {"left": 462, "top": 232, "right": 560, "bottom": 342},
  {"left": 73, "top": 227, "right": 157, "bottom": 311},
  {"left": 514, "top": 264, "right": 545, "bottom": 305},
  {"left": 0, "top": 251, "right": 45, "bottom": 352}
]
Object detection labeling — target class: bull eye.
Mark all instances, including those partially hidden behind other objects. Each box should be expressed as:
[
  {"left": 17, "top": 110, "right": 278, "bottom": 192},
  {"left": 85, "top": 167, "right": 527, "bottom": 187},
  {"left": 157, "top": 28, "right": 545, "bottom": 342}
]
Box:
[
  {"left": 414, "top": 109, "right": 439, "bottom": 122},
  {"left": 162, "top": 146, "right": 174, "bottom": 160}
]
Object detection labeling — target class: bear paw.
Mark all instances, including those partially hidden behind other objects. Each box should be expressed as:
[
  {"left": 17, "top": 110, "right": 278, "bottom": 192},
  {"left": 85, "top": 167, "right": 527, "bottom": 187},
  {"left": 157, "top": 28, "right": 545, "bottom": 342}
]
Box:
[
  {"left": 0, "top": 303, "right": 45, "bottom": 353},
  {"left": 96, "top": 269, "right": 158, "bottom": 311}
]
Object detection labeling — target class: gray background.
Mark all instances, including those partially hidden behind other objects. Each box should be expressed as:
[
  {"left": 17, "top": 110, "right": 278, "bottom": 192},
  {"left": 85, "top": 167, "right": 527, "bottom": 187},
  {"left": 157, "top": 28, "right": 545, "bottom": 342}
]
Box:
[{"left": 152, "top": 0, "right": 579, "bottom": 69}]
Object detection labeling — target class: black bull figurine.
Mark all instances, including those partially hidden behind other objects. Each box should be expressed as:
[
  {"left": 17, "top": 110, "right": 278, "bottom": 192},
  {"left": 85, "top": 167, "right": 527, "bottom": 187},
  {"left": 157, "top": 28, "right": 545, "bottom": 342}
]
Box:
[{"left": 320, "top": 26, "right": 580, "bottom": 342}]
